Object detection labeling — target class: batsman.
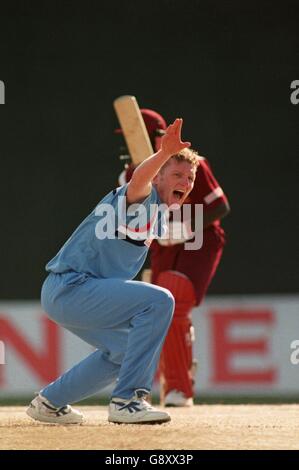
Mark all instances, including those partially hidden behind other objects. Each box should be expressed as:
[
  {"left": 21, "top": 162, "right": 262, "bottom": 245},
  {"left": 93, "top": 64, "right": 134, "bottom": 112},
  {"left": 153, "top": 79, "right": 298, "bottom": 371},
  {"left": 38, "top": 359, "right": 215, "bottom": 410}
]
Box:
[{"left": 116, "top": 99, "right": 230, "bottom": 407}]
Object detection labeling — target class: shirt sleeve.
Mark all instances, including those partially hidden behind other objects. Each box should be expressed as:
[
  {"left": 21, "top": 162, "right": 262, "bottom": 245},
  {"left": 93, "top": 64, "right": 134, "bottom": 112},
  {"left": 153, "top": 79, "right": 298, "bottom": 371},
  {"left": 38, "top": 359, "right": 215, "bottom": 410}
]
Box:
[{"left": 115, "top": 185, "right": 163, "bottom": 240}]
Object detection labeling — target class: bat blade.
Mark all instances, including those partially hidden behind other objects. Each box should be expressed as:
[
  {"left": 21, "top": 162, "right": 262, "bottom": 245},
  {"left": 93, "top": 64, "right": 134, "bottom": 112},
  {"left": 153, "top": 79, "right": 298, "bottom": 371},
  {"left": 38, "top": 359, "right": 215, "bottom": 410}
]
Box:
[{"left": 113, "top": 95, "right": 153, "bottom": 164}]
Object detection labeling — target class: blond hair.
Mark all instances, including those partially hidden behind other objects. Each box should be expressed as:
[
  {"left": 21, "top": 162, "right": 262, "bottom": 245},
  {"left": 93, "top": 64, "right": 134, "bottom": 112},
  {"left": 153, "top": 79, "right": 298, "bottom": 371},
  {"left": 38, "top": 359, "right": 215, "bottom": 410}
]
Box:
[{"left": 164, "top": 148, "right": 201, "bottom": 169}]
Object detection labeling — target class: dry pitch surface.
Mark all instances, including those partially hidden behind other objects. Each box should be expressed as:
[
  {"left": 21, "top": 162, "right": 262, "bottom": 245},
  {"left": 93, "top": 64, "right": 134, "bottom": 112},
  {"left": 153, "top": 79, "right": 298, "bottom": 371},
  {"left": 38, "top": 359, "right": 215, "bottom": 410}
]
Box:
[{"left": 1, "top": 405, "right": 299, "bottom": 450}]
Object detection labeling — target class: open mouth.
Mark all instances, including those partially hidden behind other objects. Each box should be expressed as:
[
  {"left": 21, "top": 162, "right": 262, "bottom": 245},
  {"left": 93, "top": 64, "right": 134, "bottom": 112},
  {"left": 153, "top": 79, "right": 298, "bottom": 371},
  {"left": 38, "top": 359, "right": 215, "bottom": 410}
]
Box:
[{"left": 173, "top": 190, "right": 185, "bottom": 201}]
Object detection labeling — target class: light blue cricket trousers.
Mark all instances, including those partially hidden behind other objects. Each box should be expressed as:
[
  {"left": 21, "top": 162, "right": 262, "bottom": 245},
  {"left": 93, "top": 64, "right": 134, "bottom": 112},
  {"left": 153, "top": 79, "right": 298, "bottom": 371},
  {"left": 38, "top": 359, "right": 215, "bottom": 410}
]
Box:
[{"left": 40, "top": 271, "right": 174, "bottom": 407}]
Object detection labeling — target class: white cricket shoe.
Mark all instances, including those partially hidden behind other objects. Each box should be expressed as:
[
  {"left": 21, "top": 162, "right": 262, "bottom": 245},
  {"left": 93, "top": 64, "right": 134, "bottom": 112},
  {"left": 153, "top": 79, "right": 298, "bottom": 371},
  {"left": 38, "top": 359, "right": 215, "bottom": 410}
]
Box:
[
  {"left": 164, "top": 390, "right": 194, "bottom": 407},
  {"left": 26, "top": 394, "right": 84, "bottom": 424},
  {"left": 108, "top": 390, "right": 171, "bottom": 424}
]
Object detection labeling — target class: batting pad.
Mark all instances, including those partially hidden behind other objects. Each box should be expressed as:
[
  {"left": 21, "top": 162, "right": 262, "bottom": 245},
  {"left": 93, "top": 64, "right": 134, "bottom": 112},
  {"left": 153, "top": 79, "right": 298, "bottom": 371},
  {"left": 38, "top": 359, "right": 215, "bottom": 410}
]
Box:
[{"left": 156, "top": 271, "right": 196, "bottom": 398}]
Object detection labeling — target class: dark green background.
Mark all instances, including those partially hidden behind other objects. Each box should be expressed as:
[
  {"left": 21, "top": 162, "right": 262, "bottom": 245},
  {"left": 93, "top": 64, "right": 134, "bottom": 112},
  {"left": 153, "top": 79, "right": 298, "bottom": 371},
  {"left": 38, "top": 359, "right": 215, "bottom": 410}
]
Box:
[{"left": 0, "top": 1, "right": 298, "bottom": 298}]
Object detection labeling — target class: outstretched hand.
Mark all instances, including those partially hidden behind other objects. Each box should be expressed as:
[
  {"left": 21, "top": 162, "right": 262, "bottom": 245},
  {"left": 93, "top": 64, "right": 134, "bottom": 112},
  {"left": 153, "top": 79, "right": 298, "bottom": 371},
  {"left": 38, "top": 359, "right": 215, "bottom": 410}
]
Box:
[{"left": 160, "top": 118, "right": 191, "bottom": 156}]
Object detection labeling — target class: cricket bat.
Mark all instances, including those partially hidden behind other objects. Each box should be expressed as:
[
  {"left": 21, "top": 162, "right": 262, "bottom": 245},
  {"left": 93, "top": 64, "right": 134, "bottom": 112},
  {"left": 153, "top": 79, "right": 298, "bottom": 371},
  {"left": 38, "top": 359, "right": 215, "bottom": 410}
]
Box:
[{"left": 113, "top": 95, "right": 154, "bottom": 164}]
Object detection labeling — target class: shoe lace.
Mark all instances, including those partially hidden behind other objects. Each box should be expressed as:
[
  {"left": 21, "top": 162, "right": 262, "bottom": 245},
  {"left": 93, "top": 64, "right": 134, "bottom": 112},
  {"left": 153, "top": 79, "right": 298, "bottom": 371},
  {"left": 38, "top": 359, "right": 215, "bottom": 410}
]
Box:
[
  {"left": 41, "top": 398, "right": 70, "bottom": 415},
  {"left": 138, "top": 397, "right": 153, "bottom": 410}
]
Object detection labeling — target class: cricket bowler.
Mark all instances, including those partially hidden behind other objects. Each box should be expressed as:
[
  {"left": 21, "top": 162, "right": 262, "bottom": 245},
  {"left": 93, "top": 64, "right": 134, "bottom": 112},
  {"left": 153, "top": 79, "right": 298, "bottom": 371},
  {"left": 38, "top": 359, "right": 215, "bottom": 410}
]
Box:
[{"left": 26, "top": 118, "right": 200, "bottom": 424}]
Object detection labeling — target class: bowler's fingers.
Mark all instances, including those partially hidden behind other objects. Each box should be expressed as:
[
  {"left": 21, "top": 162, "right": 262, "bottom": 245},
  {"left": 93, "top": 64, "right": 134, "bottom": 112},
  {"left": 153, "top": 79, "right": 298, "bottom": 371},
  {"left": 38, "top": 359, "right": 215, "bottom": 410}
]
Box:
[
  {"left": 174, "top": 119, "right": 190, "bottom": 148},
  {"left": 165, "top": 119, "right": 190, "bottom": 148},
  {"left": 165, "top": 121, "right": 175, "bottom": 134},
  {"left": 181, "top": 141, "right": 191, "bottom": 149},
  {"left": 166, "top": 118, "right": 182, "bottom": 135},
  {"left": 175, "top": 118, "right": 183, "bottom": 136}
]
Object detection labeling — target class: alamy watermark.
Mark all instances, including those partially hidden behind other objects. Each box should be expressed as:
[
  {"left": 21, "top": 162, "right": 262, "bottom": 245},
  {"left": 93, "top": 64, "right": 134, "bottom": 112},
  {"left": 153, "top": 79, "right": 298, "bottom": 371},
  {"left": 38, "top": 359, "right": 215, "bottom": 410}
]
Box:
[
  {"left": 290, "top": 340, "right": 299, "bottom": 365},
  {"left": 94, "top": 197, "right": 203, "bottom": 250},
  {"left": 0, "top": 341, "right": 5, "bottom": 364},
  {"left": 0, "top": 80, "right": 5, "bottom": 104},
  {"left": 290, "top": 80, "right": 299, "bottom": 105}
]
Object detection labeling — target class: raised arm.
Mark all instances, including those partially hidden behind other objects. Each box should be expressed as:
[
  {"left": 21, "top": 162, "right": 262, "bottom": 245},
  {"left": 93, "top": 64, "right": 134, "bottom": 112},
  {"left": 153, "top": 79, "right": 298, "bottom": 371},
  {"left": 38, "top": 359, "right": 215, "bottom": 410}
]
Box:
[{"left": 126, "top": 118, "right": 191, "bottom": 204}]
